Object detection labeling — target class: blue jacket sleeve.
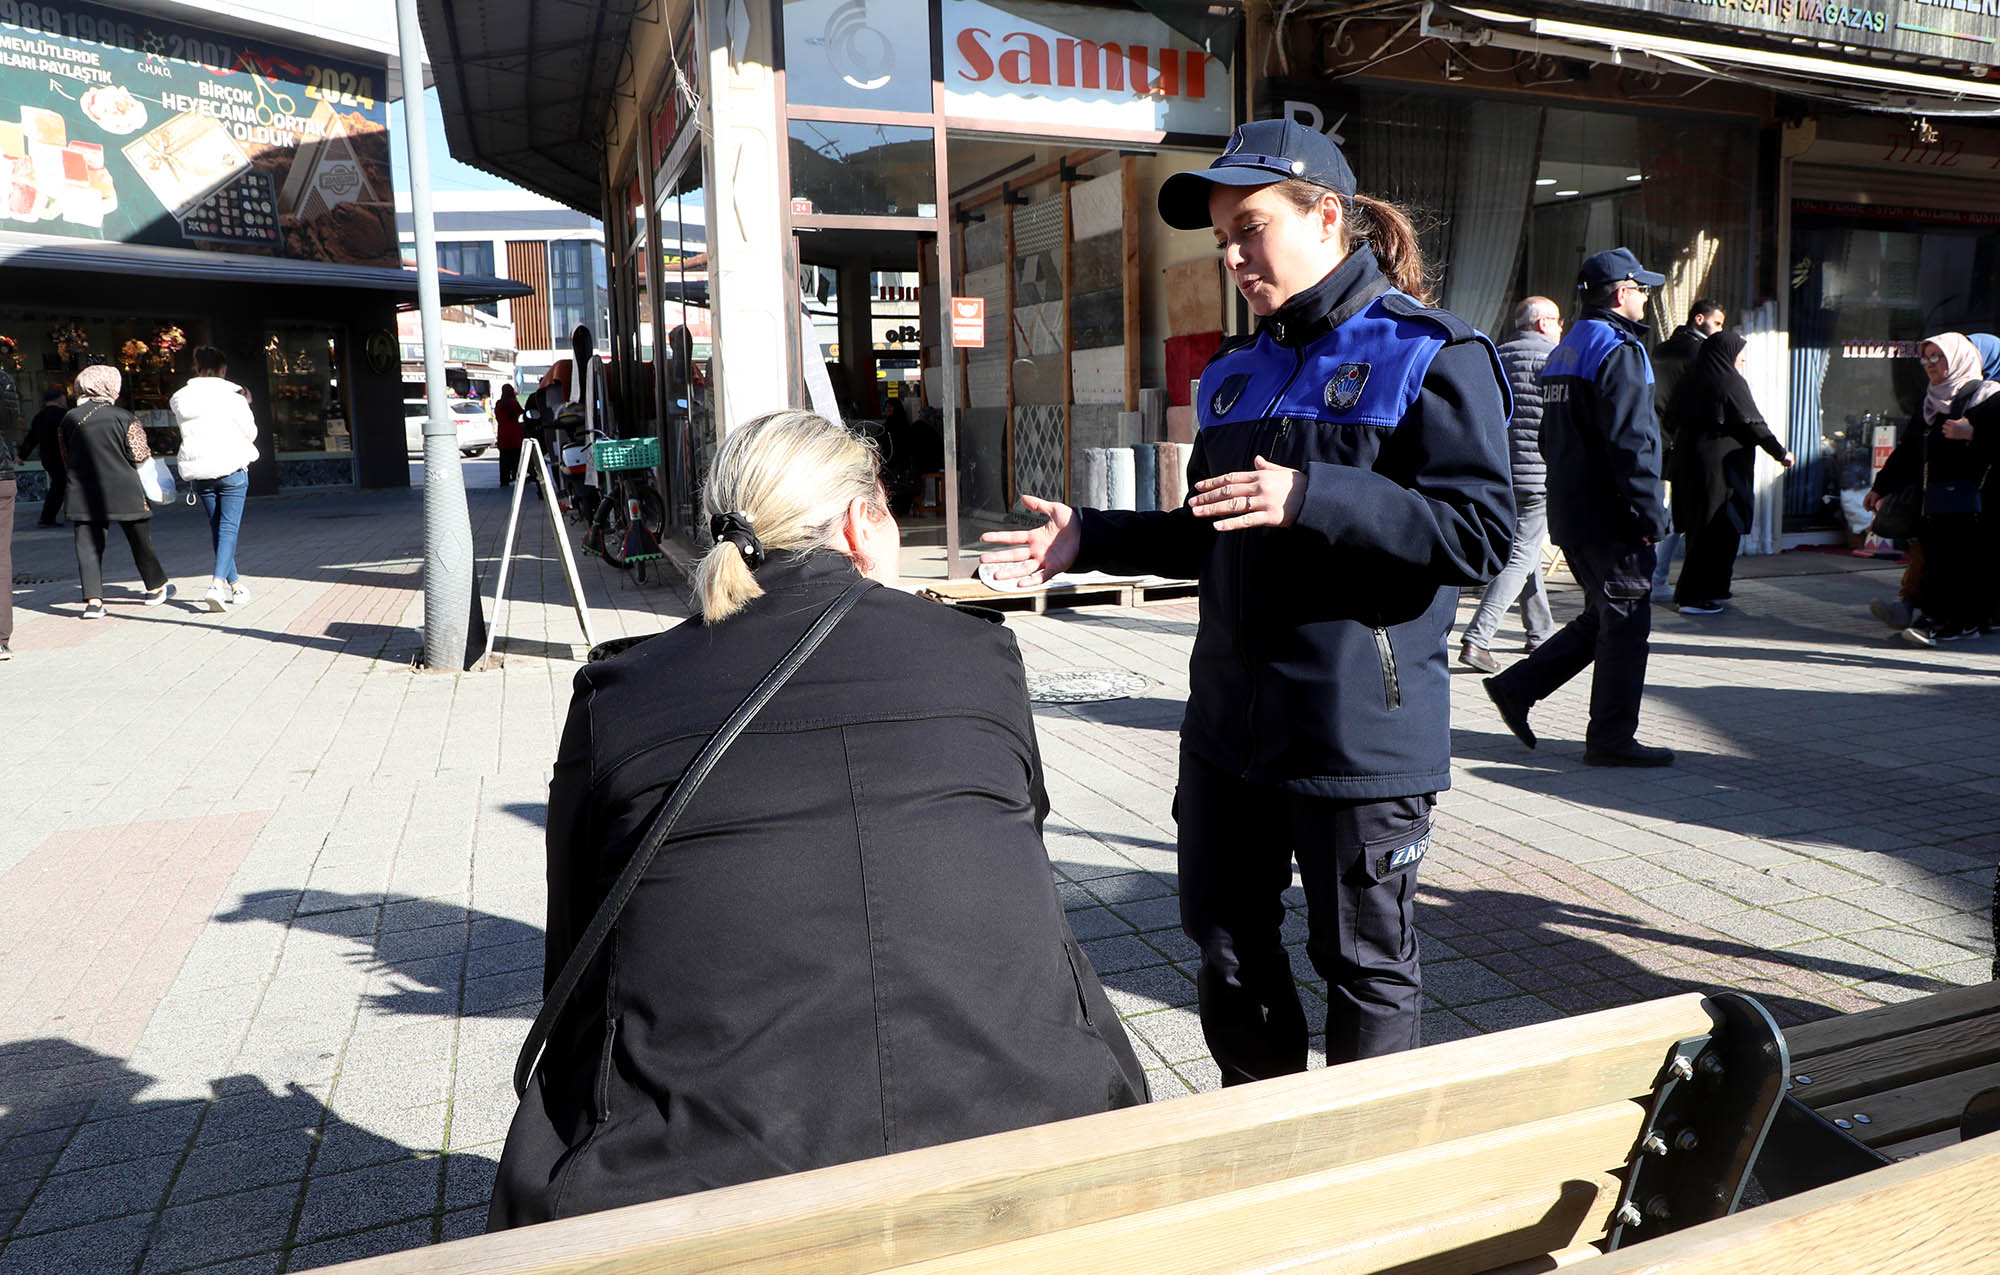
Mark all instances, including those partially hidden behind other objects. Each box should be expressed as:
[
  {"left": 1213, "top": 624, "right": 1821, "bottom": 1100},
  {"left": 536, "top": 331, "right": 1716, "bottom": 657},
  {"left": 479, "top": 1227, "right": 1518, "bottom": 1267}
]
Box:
[
  {"left": 1072, "top": 431, "right": 1218, "bottom": 579},
  {"left": 1597, "top": 343, "right": 1669, "bottom": 542},
  {"left": 1291, "top": 338, "right": 1515, "bottom": 586}
]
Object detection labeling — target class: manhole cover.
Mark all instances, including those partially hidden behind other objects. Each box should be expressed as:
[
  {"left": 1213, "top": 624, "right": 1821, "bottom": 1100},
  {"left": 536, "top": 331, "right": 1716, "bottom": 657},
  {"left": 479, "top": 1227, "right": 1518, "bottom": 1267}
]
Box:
[{"left": 1027, "top": 668, "right": 1151, "bottom": 703}]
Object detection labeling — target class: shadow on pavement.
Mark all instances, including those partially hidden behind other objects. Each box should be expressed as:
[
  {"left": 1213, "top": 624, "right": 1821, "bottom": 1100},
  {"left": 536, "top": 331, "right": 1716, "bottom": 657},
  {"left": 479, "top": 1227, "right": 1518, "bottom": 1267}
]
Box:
[
  {"left": 0, "top": 1038, "right": 494, "bottom": 1273},
  {"left": 214, "top": 890, "right": 543, "bottom": 1019}
]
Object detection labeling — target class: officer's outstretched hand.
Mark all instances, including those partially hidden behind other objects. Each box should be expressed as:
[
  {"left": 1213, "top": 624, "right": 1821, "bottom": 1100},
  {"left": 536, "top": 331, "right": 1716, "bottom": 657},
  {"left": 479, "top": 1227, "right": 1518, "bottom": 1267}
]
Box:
[
  {"left": 980, "top": 493, "right": 1080, "bottom": 586},
  {"left": 1190, "top": 456, "right": 1306, "bottom": 530}
]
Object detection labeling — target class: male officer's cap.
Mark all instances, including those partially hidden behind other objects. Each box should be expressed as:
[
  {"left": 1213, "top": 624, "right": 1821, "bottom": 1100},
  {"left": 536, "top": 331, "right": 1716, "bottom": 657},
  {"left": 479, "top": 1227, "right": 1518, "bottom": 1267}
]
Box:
[
  {"left": 1158, "top": 119, "right": 1358, "bottom": 231},
  {"left": 1577, "top": 247, "right": 1666, "bottom": 291}
]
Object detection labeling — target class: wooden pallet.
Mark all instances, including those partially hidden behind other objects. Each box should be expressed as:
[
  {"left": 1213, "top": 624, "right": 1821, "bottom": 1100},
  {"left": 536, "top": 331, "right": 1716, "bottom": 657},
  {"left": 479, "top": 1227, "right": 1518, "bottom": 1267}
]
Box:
[{"left": 919, "top": 577, "right": 1195, "bottom": 614}]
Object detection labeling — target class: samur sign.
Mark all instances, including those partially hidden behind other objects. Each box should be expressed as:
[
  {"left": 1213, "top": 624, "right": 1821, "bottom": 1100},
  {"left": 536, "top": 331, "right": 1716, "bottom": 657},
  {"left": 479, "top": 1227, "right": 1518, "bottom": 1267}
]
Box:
[{"left": 944, "top": 0, "right": 1232, "bottom": 138}]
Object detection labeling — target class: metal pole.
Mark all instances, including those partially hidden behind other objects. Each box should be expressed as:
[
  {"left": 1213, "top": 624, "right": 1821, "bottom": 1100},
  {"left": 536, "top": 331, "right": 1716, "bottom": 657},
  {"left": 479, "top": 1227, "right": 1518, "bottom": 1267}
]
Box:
[{"left": 396, "top": 0, "right": 475, "bottom": 669}]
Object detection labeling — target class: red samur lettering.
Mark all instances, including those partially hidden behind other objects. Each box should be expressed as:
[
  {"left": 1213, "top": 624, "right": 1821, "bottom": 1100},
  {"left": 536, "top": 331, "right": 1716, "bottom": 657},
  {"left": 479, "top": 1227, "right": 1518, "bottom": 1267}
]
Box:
[{"left": 954, "top": 27, "right": 1214, "bottom": 98}]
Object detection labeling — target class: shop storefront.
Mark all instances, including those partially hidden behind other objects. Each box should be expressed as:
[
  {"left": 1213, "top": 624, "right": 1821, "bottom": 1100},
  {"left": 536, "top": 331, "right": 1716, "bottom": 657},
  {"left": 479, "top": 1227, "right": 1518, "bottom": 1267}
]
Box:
[{"left": 0, "top": 0, "right": 526, "bottom": 499}]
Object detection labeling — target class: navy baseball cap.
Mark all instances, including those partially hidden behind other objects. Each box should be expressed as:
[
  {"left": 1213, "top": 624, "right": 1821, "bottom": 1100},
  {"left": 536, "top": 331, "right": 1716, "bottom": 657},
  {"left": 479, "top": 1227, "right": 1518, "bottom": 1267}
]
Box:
[
  {"left": 1577, "top": 247, "right": 1665, "bottom": 291},
  {"left": 1158, "top": 120, "right": 1358, "bottom": 231}
]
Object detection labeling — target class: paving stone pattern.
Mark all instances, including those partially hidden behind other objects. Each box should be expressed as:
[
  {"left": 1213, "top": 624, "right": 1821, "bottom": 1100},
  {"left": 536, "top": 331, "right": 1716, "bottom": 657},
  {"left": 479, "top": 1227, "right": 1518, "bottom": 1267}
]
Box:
[{"left": 2, "top": 474, "right": 1995, "bottom": 1272}]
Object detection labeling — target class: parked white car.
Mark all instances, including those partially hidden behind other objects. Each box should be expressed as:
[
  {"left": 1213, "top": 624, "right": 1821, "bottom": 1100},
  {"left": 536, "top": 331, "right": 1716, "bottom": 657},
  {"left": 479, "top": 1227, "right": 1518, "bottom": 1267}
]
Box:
[{"left": 404, "top": 399, "right": 499, "bottom": 457}]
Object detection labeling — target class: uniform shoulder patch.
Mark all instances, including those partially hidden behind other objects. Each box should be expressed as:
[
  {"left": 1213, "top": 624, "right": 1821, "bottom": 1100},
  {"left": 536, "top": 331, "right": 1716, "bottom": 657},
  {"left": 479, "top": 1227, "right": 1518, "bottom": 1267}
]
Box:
[
  {"left": 1323, "top": 362, "right": 1370, "bottom": 413},
  {"left": 1379, "top": 292, "right": 1476, "bottom": 343}
]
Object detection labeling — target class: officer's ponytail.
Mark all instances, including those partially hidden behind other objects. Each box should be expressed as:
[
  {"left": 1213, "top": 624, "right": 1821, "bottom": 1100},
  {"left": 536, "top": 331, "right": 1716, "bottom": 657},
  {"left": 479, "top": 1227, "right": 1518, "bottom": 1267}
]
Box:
[{"left": 1273, "top": 181, "right": 1434, "bottom": 306}]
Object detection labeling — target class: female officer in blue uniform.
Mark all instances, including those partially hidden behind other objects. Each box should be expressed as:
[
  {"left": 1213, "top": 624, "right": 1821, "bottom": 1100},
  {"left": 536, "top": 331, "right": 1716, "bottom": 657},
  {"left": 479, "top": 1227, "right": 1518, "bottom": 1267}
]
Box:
[{"left": 982, "top": 120, "right": 1514, "bottom": 1084}]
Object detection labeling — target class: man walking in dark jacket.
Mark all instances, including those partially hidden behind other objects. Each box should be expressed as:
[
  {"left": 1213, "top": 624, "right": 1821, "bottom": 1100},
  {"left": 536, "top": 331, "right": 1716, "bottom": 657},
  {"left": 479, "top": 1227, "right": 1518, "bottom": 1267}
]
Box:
[
  {"left": 19, "top": 386, "right": 68, "bottom": 527},
  {"left": 1459, "top": 297, "right": 1561, "bottom": 672},
  {"left": 1483, "top": 248, "right": 1674, "bottom": 766}
]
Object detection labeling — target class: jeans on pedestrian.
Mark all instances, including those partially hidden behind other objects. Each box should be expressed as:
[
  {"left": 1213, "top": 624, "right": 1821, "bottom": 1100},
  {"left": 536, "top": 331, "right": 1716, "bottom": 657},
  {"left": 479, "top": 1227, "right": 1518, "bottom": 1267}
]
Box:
[
  {"left": 1650, "top": 527, "right": 1682, "bottom": 592},
  {"left": 191, "top": 468, "right": 249, "bottom": 585},
  {"left": 1488, "top": 540, "right": 1655, "bottom": 749},
  {"left": 1463, "top": 491, "right": 1554, "bottom": 650}
]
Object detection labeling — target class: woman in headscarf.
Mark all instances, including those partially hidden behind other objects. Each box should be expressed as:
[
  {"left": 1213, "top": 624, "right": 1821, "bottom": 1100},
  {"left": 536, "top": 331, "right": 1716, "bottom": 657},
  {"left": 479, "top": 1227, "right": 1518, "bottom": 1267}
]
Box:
[
  {"left": 1866, "top": 333, "right": 1997, "bottom": 646},
  {"left": 59, "top": 364, "right": 174, "bottom": 618},
  {"left": 1663, "top": 330, "right": 1793, "bottom": 614}
]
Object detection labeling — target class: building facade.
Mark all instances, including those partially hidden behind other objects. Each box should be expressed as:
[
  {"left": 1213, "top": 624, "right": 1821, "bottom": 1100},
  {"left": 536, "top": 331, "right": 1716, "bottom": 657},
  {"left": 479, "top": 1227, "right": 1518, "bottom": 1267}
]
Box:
[
  {"left": 0, "top": 0, "right": 524, "bottom": 500},
  {"left": 416, "top": 0, "right": 2000, "bottom": 563}
]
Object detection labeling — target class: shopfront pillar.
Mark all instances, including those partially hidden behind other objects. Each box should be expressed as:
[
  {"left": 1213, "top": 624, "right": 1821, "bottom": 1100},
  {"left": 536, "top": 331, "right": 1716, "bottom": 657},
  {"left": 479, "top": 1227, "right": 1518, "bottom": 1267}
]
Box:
[{"left": 703, "top": 0, "right": 795, "bottom": 434}]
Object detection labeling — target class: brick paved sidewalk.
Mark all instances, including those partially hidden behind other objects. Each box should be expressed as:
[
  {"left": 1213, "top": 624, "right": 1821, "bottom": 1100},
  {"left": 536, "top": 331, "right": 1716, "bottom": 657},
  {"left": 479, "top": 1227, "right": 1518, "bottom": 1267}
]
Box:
[{"left": 2, "top": 473, "right": 1995, "bottom": 1273}]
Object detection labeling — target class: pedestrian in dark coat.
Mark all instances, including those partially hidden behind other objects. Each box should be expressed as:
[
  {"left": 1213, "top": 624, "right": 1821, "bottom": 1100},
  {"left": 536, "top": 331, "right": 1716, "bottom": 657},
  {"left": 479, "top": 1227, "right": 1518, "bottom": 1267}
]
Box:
[
  {"left": 1867, "top": 333, "right": 1997, "bottom": 646},
  {"left": 1664, "top": 331, "right": 1792, "bottom": 612},
  {"left": 1484, "top": 248, "right": 1675, "bottom": 767},
  {"left": 491, "top": 411, "right": 1146, "bottom": 1229},
  {"left": 59, "top": 365, "right": 173, "bottom": 617},
  {"left": 18, "top": 386, "right": 68, "bottom": 526},
  {"left": 981, "top": 119, "right": 1515, "bottom": 1083}
]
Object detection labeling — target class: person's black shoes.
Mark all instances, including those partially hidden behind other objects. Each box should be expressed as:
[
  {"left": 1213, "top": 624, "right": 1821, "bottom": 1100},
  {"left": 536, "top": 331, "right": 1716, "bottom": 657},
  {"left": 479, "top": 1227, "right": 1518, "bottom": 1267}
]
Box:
[
  {"left": 1483, "top": 678, "right": 1536, "bottom": 749},
  {"left": 1457, "top": 641, "right": 1501, "bottom": 674},
  {"left": 1677, "top": 600, "right": 1724, "bottom": 615},
  {"left": 1583, "top": 740, "right": 1676, "bottom": 767}
]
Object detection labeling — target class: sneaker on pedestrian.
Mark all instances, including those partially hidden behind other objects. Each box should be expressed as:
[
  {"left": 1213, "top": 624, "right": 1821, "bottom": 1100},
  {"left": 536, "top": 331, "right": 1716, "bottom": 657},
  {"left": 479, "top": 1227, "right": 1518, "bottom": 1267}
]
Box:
[
  {"left": 1870, "top": 597, "right": 1914, "bottom": 630},
  {"left": 1649, "top": 584, "right": 1673, "bottom": 603},
  {"left": 202, "top": 584, "right": 230, "bottom": 612},
  {"left": 229, "top": 584, "right": 252, "bottom": 607},
  {"left": 81, "top": 601, "right": 106, "bottom": 620},
  {"left": 1677, "top": 600, "right": 1724, "bottom": 615},
  {"left": 1483, "top": 678, "right": 1537, "bottom": 749},
  {"left": 0, "top": 641, "right": 11, "bottom": 660},
  {"left": 1901, "top": 622, "right": 1937, "bottom": 648},
  {"left": 142, "top": 582, "right": 176, "bottom": 607},
  {"left": 1583, "top": 740, "right": 1676, "bottom": 767},
  {"left": 1457, "top": 640, "right": 1500, "bottom": 674},
  {"left": 1937, "top": 623, "right": 1976, "bottom": 642}
]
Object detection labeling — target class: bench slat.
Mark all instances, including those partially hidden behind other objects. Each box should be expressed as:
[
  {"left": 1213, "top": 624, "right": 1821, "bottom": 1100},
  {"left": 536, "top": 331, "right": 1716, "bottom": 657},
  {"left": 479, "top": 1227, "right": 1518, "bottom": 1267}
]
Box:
[
  {"left": 871, "top": 1101, "right": 1642, "bottom": 1275},
  {"left": 318, "top": 996, "right": 1713, "bottom": 1275},
  {"left": 1559, "top": 1130, "right": 2000, "bottom": 1274},
  {"left": 1790, "top": 1009, "right": 2000, "bottom": 1108},
  {"left": 1785, "top": 980, "right": 2000, "bottom": 1063},
  {"left": 1819, "top": 1057, "right": 2000, "bottom": 1149}
]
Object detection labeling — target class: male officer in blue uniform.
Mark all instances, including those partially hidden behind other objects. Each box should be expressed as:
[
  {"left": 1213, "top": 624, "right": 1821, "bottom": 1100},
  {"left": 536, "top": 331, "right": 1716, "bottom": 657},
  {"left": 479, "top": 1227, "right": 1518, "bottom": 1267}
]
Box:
[
  {"left": 981, "top": 120, "right": 1514, "bottom": 1081},
  {"left": 1483, "top": 248, "right": 1675, "bottom": 766}
]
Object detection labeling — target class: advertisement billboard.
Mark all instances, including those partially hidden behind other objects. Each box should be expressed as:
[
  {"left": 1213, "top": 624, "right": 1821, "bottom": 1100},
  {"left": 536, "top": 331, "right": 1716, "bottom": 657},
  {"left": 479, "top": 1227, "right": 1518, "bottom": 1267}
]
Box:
[{"left": 0, "top": 0, "right": 397, "bottom": 265}]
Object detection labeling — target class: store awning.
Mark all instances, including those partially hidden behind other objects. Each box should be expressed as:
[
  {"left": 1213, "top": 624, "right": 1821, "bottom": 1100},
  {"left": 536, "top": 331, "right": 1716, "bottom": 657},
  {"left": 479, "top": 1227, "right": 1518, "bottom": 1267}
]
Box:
[
  {"left": 0, "top": 233, "right": 533, "bottom": 310},
  {"left": 416, "top": 0, "right": 650, "bottom": 214}
]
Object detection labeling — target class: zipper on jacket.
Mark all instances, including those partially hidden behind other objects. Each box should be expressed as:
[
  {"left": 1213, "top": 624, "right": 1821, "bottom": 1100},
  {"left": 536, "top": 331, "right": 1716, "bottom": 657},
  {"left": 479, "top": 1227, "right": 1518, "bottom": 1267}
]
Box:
[{"left": 1373, "top": 628, "right": 1401, "bottom": 712}]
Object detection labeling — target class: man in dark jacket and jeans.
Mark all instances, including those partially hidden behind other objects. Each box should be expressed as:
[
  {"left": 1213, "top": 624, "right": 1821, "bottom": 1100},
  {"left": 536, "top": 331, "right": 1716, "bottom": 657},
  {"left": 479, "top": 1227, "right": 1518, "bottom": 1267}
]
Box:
[
  {"left": 1484, "top": 248, "right": 1674, "bottom": 767},
  {"left": 1459, "top": 296, "right": 1561, "bottom": 672}
]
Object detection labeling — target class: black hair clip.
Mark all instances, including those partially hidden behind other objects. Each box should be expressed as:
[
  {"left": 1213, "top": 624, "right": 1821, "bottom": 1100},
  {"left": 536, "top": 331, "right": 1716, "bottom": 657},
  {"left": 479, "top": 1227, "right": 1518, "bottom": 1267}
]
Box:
[{"left": 711, "top": 511, "right": 765, "bottom": 568}]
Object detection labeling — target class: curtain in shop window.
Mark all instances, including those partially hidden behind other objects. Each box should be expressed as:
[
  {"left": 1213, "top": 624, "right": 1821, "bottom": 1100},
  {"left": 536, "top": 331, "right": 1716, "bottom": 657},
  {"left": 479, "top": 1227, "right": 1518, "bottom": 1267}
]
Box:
[
  {"left": 1439, "top": 103, "right": 1542, "bottom": 338},
  {"left": 1786, "top": 236, "right": 1838, "bottom": 520},
  {"left": 1619, "top": 116, "right": 1754, "bottom": 336},
  {"left": 1345, "top": 96, "right": 1463, "bottom": 298}
]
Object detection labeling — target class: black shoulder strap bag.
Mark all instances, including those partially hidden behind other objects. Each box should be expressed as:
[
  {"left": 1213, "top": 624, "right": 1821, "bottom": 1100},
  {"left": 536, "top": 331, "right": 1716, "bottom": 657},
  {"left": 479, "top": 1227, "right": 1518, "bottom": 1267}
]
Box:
[{"left": 512, "top": 577, "right": 874, "bottom": 1097}]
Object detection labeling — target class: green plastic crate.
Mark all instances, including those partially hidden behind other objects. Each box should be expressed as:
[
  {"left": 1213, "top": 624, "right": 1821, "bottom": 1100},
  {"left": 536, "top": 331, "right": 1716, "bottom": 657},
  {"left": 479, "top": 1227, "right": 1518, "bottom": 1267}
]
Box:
[{"left": 591, "top": 436, "right": 662, "bottom": 471}]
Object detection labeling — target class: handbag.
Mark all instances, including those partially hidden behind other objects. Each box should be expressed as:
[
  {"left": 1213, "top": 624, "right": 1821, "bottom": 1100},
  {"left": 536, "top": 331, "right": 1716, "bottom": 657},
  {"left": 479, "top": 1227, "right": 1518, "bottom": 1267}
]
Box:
[
  {"left": 511, "top": 577, "right": 874, "bottom": 1098},
  {"left": 137, "top": 456, "right": 177, "bottom": 506},
  {"left": 1924, "top": 477, "right": 1983, "bottom": 518},
  {"left": 1870, "top": 486, "right": 1921, "bottom": 539}
]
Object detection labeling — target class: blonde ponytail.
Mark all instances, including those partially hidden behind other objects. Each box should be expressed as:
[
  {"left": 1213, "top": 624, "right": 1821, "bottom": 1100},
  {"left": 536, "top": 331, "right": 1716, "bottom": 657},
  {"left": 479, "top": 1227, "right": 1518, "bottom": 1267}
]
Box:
[{"left": 695, "top": 410, "right": 884, "bottom": 623}]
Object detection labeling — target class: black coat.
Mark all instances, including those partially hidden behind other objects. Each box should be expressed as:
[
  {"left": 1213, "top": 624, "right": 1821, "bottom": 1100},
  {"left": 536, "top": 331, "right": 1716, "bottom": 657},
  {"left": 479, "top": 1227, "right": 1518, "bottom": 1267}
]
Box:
[
  {"left": 1664, "top": 333, "right": 1787, "bottom": 533},
  {"left": 60, "top": 403, "right": 150, "bottom": 522},
  {"left": 491, "top": 553, "right": 1147, "bottom": 1227},
  {"left": 1074, "top": 251, "right": 1514, "bottom": 800}
]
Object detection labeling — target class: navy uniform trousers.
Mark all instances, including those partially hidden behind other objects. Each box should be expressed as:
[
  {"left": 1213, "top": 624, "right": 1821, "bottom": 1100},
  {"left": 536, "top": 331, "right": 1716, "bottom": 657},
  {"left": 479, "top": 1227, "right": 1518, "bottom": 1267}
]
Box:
[
  {"left": 1488, "top": 541, "right": 1655, "bottom": 749},
  {"left": 1176, "top": 746, "right": 1432, "bottom": 1085}
]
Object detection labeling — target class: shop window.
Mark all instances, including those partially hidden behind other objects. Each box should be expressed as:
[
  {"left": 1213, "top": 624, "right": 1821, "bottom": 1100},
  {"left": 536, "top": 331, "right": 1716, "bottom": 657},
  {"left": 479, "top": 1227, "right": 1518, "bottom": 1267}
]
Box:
[
  {"left": 550, "top": 241, "right": 609, "bottom": 346},
  {"left": 265, "top": 325, "right": 354, "bottom": 488},
  {"left": 437, "top": 241, "right": 498, "bottom": 314},
  {"left": 787, "top": 121, "right": 937, "bottom": 218},
  {"left": 782, "top": 0, "right": 933, "bottom": 115},
  {"left": 657, "top": 170, "right": 714, "bottom": 537}
]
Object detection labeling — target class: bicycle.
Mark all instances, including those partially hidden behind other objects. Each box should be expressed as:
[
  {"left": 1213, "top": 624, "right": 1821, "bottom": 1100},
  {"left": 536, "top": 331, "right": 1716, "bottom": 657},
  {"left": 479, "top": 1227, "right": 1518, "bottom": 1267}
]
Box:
[{"left": 581, "top": 433, "right": 667, "bottom": 583}]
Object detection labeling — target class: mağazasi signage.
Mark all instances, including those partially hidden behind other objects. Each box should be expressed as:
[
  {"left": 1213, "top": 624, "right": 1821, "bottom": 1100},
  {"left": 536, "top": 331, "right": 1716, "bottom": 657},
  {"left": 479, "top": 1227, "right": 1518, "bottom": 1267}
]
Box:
[
  {"left": 0, "top": 0, "right": 397, "bottom": 265},
  {"left": 944, "top": 0, "right": 1232, "bottom": 138}
]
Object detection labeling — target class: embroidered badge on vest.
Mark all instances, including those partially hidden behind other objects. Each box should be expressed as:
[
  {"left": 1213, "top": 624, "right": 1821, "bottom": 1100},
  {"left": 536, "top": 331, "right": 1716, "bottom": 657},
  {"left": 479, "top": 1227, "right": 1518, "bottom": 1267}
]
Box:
[
  {"left": 1210, "top": 373, "right": 1250, "bottom": 419},
  {"left": 1323, "top": 362, "right": 1370, "bottom": 413}
]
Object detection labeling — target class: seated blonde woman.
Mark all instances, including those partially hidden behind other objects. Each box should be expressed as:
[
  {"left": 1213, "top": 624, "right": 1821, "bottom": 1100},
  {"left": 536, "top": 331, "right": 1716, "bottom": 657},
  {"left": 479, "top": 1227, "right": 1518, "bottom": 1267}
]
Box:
[{"left": 491, "top": 410, "right": 1147, "bottom": 1227}]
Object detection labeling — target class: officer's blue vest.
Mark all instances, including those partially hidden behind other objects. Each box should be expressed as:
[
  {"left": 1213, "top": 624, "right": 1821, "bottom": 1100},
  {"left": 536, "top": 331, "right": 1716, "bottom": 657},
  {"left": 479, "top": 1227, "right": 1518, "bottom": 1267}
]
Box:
[
  {"left": 1543, "top": 316, "right": 1654, "bottom": 387},
  {"left": 1196, "top": 291, "right": 1451, "bottom": 433}
]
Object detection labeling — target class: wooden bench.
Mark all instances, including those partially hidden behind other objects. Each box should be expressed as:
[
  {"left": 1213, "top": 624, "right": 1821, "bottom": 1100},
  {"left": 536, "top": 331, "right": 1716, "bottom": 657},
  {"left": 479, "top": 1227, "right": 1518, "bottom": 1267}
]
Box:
[
  {"left": 323, "top": 992, "right": 1789, "bottom": 1275},
  {"left": 919, "top": 575, "right": 1197, "bottom": 614},
  {"left": 1750, "top": 978, "right": 2000, "bottom": 1199}
]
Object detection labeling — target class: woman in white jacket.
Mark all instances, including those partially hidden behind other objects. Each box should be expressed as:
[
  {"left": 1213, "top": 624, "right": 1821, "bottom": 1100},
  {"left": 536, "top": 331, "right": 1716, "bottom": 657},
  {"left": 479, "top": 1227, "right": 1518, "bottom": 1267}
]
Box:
[{"left": 171, "top": 346, "right": 261, "bottom": 611}]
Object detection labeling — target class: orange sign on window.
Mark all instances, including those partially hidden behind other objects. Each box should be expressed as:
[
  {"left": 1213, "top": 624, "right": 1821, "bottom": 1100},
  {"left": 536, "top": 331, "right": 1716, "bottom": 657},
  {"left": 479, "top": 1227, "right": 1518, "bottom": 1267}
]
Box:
[{"left": 951, "top": 296, "right": 985, "bottom": 348}]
